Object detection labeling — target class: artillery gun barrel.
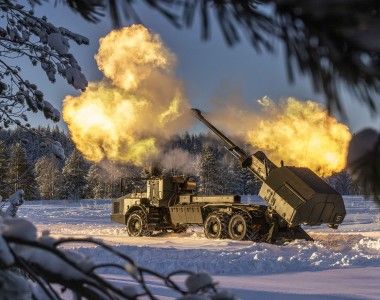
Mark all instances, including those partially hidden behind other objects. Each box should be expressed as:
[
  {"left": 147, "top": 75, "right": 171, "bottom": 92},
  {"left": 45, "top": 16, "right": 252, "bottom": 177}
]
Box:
[
  {"left": 191, "top": 108, "right": 248, "bottom": 162},
  {"left": 191, "top": 108, "right": 346, "bottom": 229},
  {"left": 191, "top": 108, "right": 274, "bottom": 181}
]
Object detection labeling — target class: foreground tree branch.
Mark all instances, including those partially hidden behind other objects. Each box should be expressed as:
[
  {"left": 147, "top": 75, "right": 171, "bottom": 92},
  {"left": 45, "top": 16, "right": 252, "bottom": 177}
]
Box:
[
  {"left": 0, "top": 1, "right": 89, "bottom": 128},
  {"left": 0, "top": 214, "right": 230, "bottom": 299},
  {"left": 46, "top": 0, "right": 380, "bottom": 115}
]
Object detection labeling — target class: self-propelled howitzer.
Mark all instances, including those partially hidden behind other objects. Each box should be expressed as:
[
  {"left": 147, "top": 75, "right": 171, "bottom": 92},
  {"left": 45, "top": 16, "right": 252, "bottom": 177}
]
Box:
[
  {"left": 110, "top": 109, "right": 346, "bottom": 243},
  {"left": 191, "top": 108, "right": 346, "bottom": 231}
]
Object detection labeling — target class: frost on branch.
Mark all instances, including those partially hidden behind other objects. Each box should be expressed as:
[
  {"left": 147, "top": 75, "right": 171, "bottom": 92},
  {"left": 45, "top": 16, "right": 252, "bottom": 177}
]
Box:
[
  {"left": 42, "top": 101, "right": 60, "bottom": 122},
  {"left": 65, "top": 66, "right": 88, "bottom": 90},
  {"left": 0, "top": 212, "right": 232, "bottom": 299},
  {"left": 0, "top": 188, "right": 230, "bottom": 299},
  {"left": 4, "top": 190, "right": 24, "bottom": 218},
  {"left": 185, "top": 272, "right": 214, "bottom": 294},
  {"left": 0, "top": 187, "right": 230, "bottom": 299},
  {"left": 0, "top": 269, "right": 32, "bottom": 299},
  {"left": 50, "top": 140, "right": 66, "bottom": 161},
  {"left": 0, "top": 1, "right": 88, "bottom": 128},
  {"left": 0, "top": 236, "right": 14, "bottom": 266},
  {"left": 47, "top": 32, "right": 69, "bottom": 55}
]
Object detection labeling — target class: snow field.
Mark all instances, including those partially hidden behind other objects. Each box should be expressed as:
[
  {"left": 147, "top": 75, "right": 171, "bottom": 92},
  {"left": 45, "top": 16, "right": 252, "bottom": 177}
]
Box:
[
  {"left": 18, "top": 196, "right": 380, "bottom": 299},
  {"left": 68, "top": 234, "right": 379, "bottom": 276},
  {"left": 18, "top": 196, "right": 380, "bottom": 275}
]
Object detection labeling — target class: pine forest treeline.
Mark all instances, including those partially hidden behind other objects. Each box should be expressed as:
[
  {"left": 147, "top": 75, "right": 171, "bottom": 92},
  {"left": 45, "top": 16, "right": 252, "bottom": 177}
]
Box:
[{"left": 0, "top": 127, "right": 360, "bottom": 200}]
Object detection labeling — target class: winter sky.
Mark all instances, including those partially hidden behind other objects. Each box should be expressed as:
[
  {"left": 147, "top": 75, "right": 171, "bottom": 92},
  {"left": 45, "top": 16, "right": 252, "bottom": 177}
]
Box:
[{"left": 26, "top": 2, "right": 380, "bottom": 133}]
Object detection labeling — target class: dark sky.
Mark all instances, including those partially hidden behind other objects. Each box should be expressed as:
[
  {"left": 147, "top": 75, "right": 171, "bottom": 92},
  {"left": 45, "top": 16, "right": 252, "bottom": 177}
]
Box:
[{"left": 26, "top": 2, "right": 380, "bottom": 133}]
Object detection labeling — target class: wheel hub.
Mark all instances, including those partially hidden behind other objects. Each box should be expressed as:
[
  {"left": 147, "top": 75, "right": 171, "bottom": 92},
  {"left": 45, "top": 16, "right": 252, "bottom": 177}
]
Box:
[
  {"left": 205, "top": 215, "right": 226, "bottom": 239},
  {"left": 134, "top": 221, "right": 141, "bottom": 230},
  {"left": 236, "top": 223, "right": 244, "bottom": 233},
  {"left": 228, "top": 215, "right": 248, "bottom": 240}
]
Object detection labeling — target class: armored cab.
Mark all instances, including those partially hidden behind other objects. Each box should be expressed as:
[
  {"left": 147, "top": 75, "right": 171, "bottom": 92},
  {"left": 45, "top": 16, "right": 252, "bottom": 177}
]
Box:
[{"left": 146, "top": 177, "right": 176, "bottom": 207}]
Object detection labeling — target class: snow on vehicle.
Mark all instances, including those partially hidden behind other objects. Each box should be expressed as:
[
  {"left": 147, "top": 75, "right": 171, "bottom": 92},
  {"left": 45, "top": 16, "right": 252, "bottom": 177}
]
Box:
[{"left": 111, "top": 109, "right": 346, "bottom": 243}]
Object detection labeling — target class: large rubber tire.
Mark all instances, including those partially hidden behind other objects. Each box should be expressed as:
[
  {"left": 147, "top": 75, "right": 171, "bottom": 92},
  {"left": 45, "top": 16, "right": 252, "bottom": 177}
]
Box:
[
  {"left": 228, "top": 213, "right": 255, "bottom": 241},
  {"left": 126, "top": 211, "right": 152, "bottom": 237},
  {"left": 204, "top": 213, "right": 228, "bottom": 239}
]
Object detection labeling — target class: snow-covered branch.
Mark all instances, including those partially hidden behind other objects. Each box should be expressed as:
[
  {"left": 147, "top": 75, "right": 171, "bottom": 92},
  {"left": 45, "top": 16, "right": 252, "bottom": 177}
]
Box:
[
  {"left": 3, "top": 189, "right": 23, "bottom": 217},
  {"left": 0, "top": 1, "right": 88, "bottom": 128},
  {"left": 0, "top": 215, "right": 232, "bottom": 299}
]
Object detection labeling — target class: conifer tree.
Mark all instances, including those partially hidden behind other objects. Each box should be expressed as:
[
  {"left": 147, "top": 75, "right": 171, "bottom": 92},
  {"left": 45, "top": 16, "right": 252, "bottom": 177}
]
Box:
[
  {"left": 35, "top": 155, "right": 64, "bottom": 199},
  {"left": 222, "top": 156, "right": 261, "bottom": 195},
  {"left": 226, "top": 159, "right": 245, "bottom": 194},
  {"left": 0, "top": 140, "right": 9, "bottom": 197},
  {"left": 197, "top": 145, "right": 223, "bottom": 195},
  {"left": 241, "top": 167, "right": 261, "bottom": 195},
  {"left": 6, "top": 143, "right": 39, "bottom": 200},
  {"left": 85, "top": 164, "right": 108, "bottom": 199},
  {"left": 328, "top": 171, "right": 358, "bottom": 195},
  {"left": 62, "top": 149, "right": 88, "bottom": 199}
]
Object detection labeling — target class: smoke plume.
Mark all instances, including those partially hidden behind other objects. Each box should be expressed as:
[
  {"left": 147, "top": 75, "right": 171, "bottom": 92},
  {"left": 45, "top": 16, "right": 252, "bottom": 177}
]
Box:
[
  {"left": 63, "top": 25, "right": 191, "bottom": 166},
  {"left": 63, "top": 25, "right": 352, "bottom": 177},
  {"left": 161, "top": 148, "right": 196, "bottom": 175},
  {"left": 209, "top": 96, "right": 352, "bottom": 177}
]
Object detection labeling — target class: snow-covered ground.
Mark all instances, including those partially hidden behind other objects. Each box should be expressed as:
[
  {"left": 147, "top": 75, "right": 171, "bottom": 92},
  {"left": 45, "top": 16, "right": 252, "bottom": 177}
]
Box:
[{"left": 18, "top": 196, "right": 380, "bottom": 299}]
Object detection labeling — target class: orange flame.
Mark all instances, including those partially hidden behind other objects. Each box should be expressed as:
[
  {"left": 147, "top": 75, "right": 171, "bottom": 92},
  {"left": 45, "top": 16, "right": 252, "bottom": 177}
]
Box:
[
  {"left": 247, "top": 97, "right": 352, "bottom": 177},
  {"left": 62, "top": 25, "right": 351, "bottom": 175},
  {"left": 62, "top": 25, "right": 190, "bottom": 165}
]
